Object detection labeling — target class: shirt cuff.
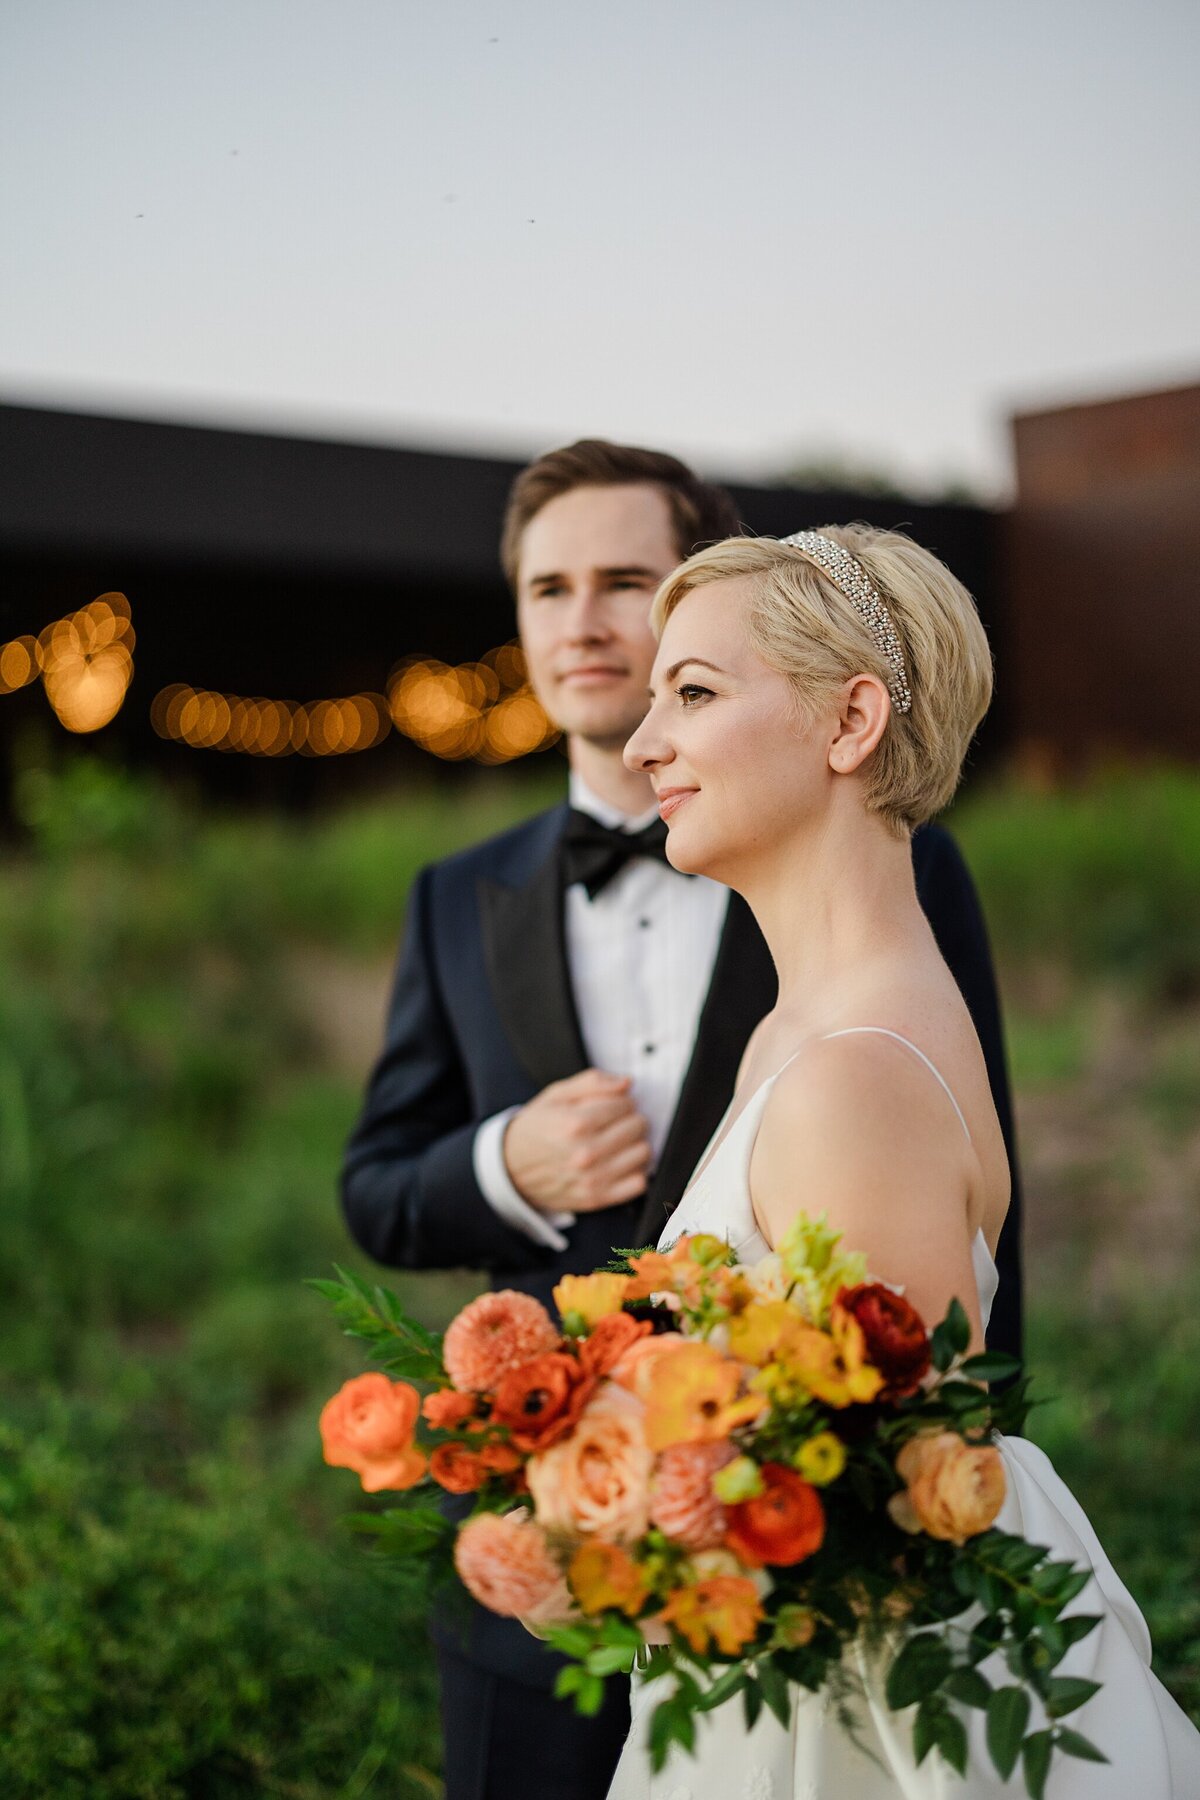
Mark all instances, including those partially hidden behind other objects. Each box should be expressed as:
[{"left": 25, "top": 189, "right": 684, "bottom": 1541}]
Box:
[{"left": 472, "top": 1108, "right": 576, "bottom": 1253}]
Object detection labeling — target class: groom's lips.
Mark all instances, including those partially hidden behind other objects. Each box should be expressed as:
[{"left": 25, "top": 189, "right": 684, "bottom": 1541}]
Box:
[
  {"left": 558, "top": 664, "right": 627, "bottom": 686},
  {"left": 657, "top": 788, "right": 697, "bottom": 822}
]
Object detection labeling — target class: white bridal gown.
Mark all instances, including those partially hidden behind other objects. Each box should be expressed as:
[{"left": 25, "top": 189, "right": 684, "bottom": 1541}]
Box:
[{"left": 607, "top": 1030, "right": 1200, "bottom": 1800}]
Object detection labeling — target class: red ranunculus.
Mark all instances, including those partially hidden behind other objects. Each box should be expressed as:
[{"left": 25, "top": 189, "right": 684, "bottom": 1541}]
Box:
[
  {"left": 836, "top": 1283, "right": 931, "bottom": 1400},
  {"left": 429, "top": 1441, "right": 487, "bottom": 1493},
  {"left": 724, "top": 1463, "right": 825, "bottom": 1568},
  {"left": 489, "top": 1352, "right": 596, "bottom": 1452}
]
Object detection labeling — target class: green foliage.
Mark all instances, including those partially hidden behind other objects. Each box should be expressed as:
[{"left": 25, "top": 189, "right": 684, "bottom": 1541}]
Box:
[{"left": 951, "top": 764, "right": 1200, "bottom": 1000}]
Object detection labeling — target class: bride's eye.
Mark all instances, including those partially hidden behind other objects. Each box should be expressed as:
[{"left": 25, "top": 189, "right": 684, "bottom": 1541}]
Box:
[{"left": 676, "top": 683, "right": 714, "bottom": 708}]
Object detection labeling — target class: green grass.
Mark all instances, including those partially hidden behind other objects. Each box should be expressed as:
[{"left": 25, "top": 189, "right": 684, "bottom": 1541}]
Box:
[{"left": 1, "top": 751, "right": 1197, "bottom": 1794}]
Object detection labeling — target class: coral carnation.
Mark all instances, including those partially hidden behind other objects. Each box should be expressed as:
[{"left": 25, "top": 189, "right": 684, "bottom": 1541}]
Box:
[
  {"left": 724, "top": 1462, "right": 825, "bottom": 1568},
  {"left": 649, "top": 1439, "right": 736, "bottom": 1550},
  {"left": 454, "top": 1511, "right": 572, "bottom": 1622},
  {"left": 319, "top": 1372, "right": 426, "bottom": 1493},
  {"left": 442, "top": 1290, "right": 560, "bottom": 1394}
]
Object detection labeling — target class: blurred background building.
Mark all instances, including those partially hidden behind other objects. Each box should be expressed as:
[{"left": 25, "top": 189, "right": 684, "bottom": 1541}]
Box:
[{"left": 1, "top": 379, "right": 1196, "bottom": 805}]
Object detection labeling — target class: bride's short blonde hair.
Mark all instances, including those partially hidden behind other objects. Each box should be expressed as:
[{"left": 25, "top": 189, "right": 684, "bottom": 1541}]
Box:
[{"left": 652, "top": 525, "right": 994, "bottom": 835}]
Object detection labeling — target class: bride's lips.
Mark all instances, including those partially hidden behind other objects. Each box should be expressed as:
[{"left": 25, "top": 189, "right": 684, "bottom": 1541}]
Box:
[{"left": 657, "top": 787, "right": 698, "bottom": 822}]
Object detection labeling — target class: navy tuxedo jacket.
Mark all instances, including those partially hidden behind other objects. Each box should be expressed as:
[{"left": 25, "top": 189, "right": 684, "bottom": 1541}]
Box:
[{"left": 341, "top": 802, "right": 1023, "bottom": 1684}]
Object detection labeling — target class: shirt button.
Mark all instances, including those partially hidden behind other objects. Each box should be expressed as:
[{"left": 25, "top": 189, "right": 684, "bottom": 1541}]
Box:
[
  {"left": 638, "top": 917, "right": 651, "bottom": 928},
  {"left": 643, "top": 1042, "right": 656, "bottom": 1055}
]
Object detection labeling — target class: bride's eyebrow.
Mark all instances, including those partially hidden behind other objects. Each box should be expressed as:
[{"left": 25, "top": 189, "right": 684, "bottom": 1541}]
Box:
[{"left": 647, "top": 656, "right": 728, "bottom": 698}]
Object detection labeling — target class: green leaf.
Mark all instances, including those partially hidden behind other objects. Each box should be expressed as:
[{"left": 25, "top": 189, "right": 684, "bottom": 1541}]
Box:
[
  {"left": 1029, "top": 1562, "right": 1090, "bottom": 1607},
  {"left": 934, "top": 1706, "right": 968, "bottom": 1776},
  {"left": 944, "top": 1666, "right": 992, "bottom": 1709},
  {"left": 758, "top": 1660, "right": 793, "bottom": 1730},
  {"left": 696, "top": 1665, "right": 745, "bottom": 1712},
  {"left": 586, "top": 1644, "right": 638, "bottom": 1678},
  {"left": 742, "top": 1678, "right": 763, "bottom": 1732},
  {"left": 543, "top": 1625, "right": 598, "bottom": 1661},
  {"left": 986, "top": 1686, "right": 1031, "bottom": 1781},
  {"left": 553, "top": 1665, "right": 585, "bottom": 1701},
  {"left": 1022, "top": 1728, "right": 1054, "bottom": 1800},
  {"left": 886, "top": 1633, "right": 953, "bottom": 1710},
  {"left": 912, "top": 1697, "right": 939, "bottom": 1767},
  {"left": 575, "top": 1671, "right": 605, "bottom": 1717},
  {"left": 1044, "top": 1675, "right": 1101, "bottom": 1719},
  {"left": 1040, "top": 1613, "right": 1103, "bottom": 1666},
  {"left": 1055, "top": 1726, "right": 1109, "bottom": 1764},
  {"left": 930, "top": 1297, "right": 971, "bottom": 1370},
  {"left": 959, "top": 1351, "right": 1022, "bottom": 1383}
]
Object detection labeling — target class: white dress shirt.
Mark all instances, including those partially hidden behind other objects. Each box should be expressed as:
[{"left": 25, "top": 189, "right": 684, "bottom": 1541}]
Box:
[{"left": 472, "top": 773, "right": 730, "bottom": 1250}]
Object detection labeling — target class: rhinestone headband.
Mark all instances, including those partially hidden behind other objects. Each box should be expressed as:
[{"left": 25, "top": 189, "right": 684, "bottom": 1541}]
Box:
[{"left": 778, "top": 530, "right": 912, "bottom": 715}]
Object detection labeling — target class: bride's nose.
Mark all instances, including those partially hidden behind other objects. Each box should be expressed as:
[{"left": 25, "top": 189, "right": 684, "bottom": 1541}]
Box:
[{"left": 624, "top": 710, "right": 672, "bottom": 774}]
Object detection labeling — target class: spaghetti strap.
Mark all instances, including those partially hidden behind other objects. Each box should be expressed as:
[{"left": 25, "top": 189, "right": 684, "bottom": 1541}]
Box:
[{"left": 820, "top": 1026, "right": 973, "bottom": 1145}]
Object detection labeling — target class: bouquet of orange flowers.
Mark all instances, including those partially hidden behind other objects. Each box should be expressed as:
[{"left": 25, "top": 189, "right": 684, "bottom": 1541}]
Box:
[{"left": 314, "top": 1218, "right": 1105, "bottom": 1798}]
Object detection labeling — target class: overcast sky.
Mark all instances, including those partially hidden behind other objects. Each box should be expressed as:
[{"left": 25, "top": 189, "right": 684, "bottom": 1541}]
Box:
[{"left": 2, "top": 0, "right": 1198, "bottom": 497}]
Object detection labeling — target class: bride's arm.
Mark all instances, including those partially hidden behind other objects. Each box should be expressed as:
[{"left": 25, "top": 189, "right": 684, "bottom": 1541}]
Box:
[{"left": 749, "top": 1037, "right": 986, "bottom": 1353}]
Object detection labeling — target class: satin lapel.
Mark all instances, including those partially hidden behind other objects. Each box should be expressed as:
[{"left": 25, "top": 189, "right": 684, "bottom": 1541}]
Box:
[
  {"left": 477, "top": 824, "right": 589, "bottom": 1093},
  {"left": 636, "top": 893, "right": 777, "bottom": 1243}
]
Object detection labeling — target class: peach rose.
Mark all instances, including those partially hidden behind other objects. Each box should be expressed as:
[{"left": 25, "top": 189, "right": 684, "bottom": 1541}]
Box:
[
  {"left": 889, "top": 1431, "right": 1006, "bottom": 1544},
  {"left": 579, "top": 1311, "right": 653, "bottom": 1378},
  {"left": 443, "top": 1290, "right": 560, "bottom": 1393},
  {"left": 319, "top": 1372, "right": 426, "bottom": 1492},
  {"left": 611, "top": 1330, "right": 690, "bottom": 1392},
  {"left": 454, "top": 1511, "right": 573, "bottom": 1623},
  {"left": 526, "top": 1386, "right": 654, "bottom": 1543}
]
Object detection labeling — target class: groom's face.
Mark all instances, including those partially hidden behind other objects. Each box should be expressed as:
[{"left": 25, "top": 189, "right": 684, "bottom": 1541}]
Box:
[{"left": 515, "top": 483, "right": 682, "bottom": 750}]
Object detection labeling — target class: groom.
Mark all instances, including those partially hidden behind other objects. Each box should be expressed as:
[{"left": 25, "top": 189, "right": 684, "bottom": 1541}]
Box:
[{"left": 340, "top": 439, "right": 1023, "bottom": 1800}]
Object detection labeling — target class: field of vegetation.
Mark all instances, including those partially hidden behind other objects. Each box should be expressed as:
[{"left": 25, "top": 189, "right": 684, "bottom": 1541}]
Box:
[{"left": 1, "top": 754, "right": 1196, "bottom": 1797}]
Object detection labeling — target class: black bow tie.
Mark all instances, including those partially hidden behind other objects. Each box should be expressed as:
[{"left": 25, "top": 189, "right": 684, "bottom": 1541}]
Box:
[{"left": 561, "top": 808, "right": 673, "bottom": 899}]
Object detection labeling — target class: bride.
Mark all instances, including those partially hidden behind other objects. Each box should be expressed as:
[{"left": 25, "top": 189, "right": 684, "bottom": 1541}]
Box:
[{"left": 606, "top": 527, "right": 1198, "bottom": 1797}]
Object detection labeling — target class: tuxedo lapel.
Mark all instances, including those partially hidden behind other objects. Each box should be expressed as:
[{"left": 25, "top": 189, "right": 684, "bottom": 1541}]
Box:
[
  {"left": 477, "top": 814, "right": 589, "bottom": 1092},
  {"left": 636, "top": 893, "right": 777, "bottom": 1243}
]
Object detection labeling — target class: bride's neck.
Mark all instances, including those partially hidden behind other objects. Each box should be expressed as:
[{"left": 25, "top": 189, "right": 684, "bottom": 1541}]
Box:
[{"left": 737, "top": 806, "right": 921, "bottom": 1009}]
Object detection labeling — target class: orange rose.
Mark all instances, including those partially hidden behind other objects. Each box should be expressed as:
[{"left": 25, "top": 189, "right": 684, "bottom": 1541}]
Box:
[
  {"left": 422, "top": 1388, "right": 479, "bottom": 1430},
  {"left": 479, "top": 1439, "right": 524, "bottom": 1475},
  {"left": 580, "top": 1312, "right": 653, "bottom": 1378},
  {"left": 526, "top": 1386, "right": 654, "bottom": 1543},
  {"left": 319, "top": 1372, "right": 426, "bottom": 1493},
  {"left": 569, "top": 1540, "right": 649, "bottom": 1617},
  {"left": 660, "top": 1575, "right": 764, "bottom": 1656},
  {"left": 490, "top": 1352, "right": 596, "bottom": 1452},
  {"left": 429, "top": 1442, "right": 486, "bottom": 1494},
  {"left": 724, "top": 1462, "right": 825, "bottom": 1568},
  {"left": 890, "top": 1431, "right": 1006, "bottom": 1544}
]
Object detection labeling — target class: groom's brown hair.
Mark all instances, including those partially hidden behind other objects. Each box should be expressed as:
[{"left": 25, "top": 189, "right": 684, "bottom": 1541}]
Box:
[{"left": 500, "top": 438, "right": 741, "bottom": 591}]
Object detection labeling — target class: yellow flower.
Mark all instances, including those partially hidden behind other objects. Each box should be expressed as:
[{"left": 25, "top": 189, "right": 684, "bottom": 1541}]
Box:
[
  {"left": 660, "top": 1575, "right": 764, "bottom": 1656},
  {"left": 752, "top": 1312, "right": 883, "bottom": 1410},
  {"left": 641, "top": 1342, "right": 766, "bottom": 1452},
  {"left": 728, "top": 1300, "right": 806, "bottom": 1366},
  {"left": 793, "top": 1431, "right": 846, "bottom": 1486},
  {"left": 712, "top": 1455, "right": 764, "bottom": 1503},
  {"left": 553, "top": 1272, "right": 631, "bottom": 1332},
  {"left": 568, "top": 1540, "right": 649, "bottom": 1616}
]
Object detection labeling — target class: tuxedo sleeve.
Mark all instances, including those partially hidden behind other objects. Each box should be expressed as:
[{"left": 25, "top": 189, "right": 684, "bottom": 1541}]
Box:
[
  {"left": 914, "top": 825, "right": 1024, "bottom": 1364},
  {"left": 340, "top": 867, "right": 556, "bottom": 1273}
]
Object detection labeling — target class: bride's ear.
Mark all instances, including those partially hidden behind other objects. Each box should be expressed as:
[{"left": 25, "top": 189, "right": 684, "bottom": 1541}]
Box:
[{"left": 828, "top": 675, "right": 891, "bottom": 774}]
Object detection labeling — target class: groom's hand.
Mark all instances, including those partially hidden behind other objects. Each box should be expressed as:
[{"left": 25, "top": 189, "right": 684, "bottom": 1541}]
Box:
[{"left": 503, "top": 1069, "right": 652, "bottom": 1213}]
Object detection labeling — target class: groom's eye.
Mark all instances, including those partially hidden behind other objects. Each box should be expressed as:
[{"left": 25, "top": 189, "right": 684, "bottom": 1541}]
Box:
[{"left": 677, "top": 684, "right": 714, "bottom": 707}]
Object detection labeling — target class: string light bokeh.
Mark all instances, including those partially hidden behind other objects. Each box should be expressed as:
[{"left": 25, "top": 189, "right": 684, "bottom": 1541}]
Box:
[
  {"left": 151, "top": 640, "right": 559, "bottom": 764},
  {"left": 3, "top": 592, "right": 561, "bottom": 765},
  {"left": 0, "top": 592, "right": 135, "bottom": 733}
]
